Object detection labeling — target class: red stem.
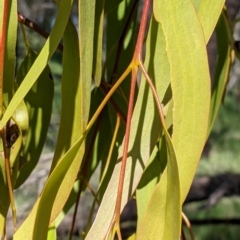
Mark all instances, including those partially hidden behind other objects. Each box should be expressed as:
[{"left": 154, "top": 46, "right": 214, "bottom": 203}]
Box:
[
  {"left": 0, "top": 0, "right": 10, "bottom": 117},
  {"left": 114, "top": 0, "right": 151, "bottom": 222}
]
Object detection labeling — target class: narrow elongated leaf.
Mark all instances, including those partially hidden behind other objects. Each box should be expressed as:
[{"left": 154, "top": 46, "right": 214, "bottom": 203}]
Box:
[
  {"left": 2, "top": 0, "right": 17, "bottom": 104},
  {"left": 15, "top": 48, "right": 53, "bottom": 188},
  {"left": 30, "top": 19, "right": 83, "bottom": 239},
  {"left": 79, "top": 0, "right": 96, "bottom": 127},
  {"left": 192, "top": 0, "right": 225, "bottom": 42},
  {"left": 0, "top": 0, "right": 18, "bottom": 234},
  {"left": 0, "top": 0, "right": 74, "bottom": 129},
  {"left": 136, "top": 17, "right": 173, "bottom": 233},
  {"left": 208, "top": 13, "right": 231, "bottom": 134},
  {"left": 51, "top": 20, "right": 81, "bottom": 170},
  {"left": 86, "top": 16, "right": 175, "bottom": 238},
  {"left": 93, "top": 0, "right": 104, "bottom": 86},
  {"left": 103, "top": 0, "right": 138, "bottom": 83},
  {"left": 86, "top": 74, "right": 161, "bottom": 239},
  {"left": 154, "top": 0, "right": 210, "bottom": 204},
  {"left": 136, "top": 145, "right": 162, "bottom": 229},
  {"left": 13, "top": 135, "right": 85, "bottom": 240},
  {"left": 47, "top": 222, "right": 57, "bottom": 240},
  {"left": 32, "top": 138, "right": 85, "bottom": 240},
  {"left": 137, "top": 135, "right": 180, "bottom": 240}
]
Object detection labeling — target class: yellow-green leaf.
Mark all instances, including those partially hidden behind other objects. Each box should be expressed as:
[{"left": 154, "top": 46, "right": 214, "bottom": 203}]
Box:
[
  {"left": 0, "top": 0, "right": 74, "bottom": 129},
  {"left": 15, "top": 48, "right": 53, "bottom": 188},
  {"left": 193, "top": 0, "right": 225, "bottom": 43},
  {"left": 79, "top": 0, "right": 96, "bottom": 127},
  {"left": 93, "top": 0, "right": 104, "bottom": 86},
  {"left": 154, "top": 0, "right": 210, "bottom": 204}
]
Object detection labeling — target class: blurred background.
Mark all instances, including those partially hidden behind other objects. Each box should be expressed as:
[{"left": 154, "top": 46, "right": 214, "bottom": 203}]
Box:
[{"left": 12, "top": 0, "right": 240, "bottom": 239}]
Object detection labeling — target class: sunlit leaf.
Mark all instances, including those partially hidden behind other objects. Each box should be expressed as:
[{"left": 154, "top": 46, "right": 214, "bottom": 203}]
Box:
[
  {"left": 50, "top": 19, "right": 81, "bottom": 170},
  {"left": 0, "top": 0, "right": 74, "bottom": 129},
  {"left": 0, "top": 0, "right": 18, "bottom": 234},
  {"left": 153, "top": 0, "right": 210, "bottom": 203},
  {"left": 93, "top": 0, "right": 104, "bottom": 86},
  {"left": 192, "top": 0, "right": 225, "bottom": 42},
  {"left": 79, "top": 0, "right": 96, "bottom": 127}
]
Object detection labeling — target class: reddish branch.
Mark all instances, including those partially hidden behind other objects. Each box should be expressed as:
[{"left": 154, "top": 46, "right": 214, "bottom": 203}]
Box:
[
  {"left": 0, "top": 0, "right": 10, "bottom": 116},
  {"left": 109, "top": 0, "right": 151, "bottom": 238}
]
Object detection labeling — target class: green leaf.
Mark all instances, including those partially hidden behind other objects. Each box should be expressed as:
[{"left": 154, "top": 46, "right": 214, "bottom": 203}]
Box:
[
  {"left": 32, "top": 19, "right": 83, "bottom": 239},
  {"left": 208, "top": 12, "right": 231, "bottom": 134},
  {"left": 192, "top": 0, "right": 225, "bottom": 43},
  {"left": 93, "top": 0, "right": 104, "bottom": 86},
  {"left": 154, "top": 0, "right": 210, "bottom": 203},
  {"left": 13, "top": 134, "right": 85, "bottom": 240},
  {"left": 136, "top": 145, "right": 162, "bottom": 229},
  {"left": 79, "top": 0, "right": 96, "bottom": 127},
  {"left": 32, "top": 138, "right": 85, "bottom": 240},
  {"left": 137, "top": 135, "right": 180, "bottom": 240},
  {"left": 0, "top": 0, "right": 74, "bottom": 129},
  {"left": 15, "top": 48, "right": 53, "bottom": 188},
  {"left": 86, "top": 77, "right": 161, "bottom": 239},
  {"left": 0, "top": 0, "right": 18, "bottom": 234},
  {"left": 135, "top": 17, "right": 171, "bottom": 233},
  {"left": 50, "top": 19, "right": 82, "bottom": 170},
  {"left": 103, "top": 0, "right": 138, "bottom": 83},
  {"left": 47, "top": 222, "right": 57, "bottom": 240},
  {"left": 2, "top": 0, "right": 17, "bottom": 104}
]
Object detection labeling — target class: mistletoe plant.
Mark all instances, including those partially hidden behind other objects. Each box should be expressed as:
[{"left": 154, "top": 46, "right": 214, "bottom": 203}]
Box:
[{"left": 0, "top": 0, "right": 237, "bottom": 239}]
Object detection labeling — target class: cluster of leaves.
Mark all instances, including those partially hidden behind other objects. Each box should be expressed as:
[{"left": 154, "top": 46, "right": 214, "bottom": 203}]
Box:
[{"left": 0, "top": 0, "right": 238, "bottom": 239}]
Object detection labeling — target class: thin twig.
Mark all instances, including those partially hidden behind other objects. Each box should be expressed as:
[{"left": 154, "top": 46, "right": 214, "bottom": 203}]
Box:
[
  {"left": 182, "top": 212, "right": 195, "bottom": 240},
  {"left": 0, "top": 0, "right": 10, "bottom": 117},
  {"left": 17, "top": 12, "right": 63, "bottom": 52},
  {"left": 105, "top": 0, "right": 151, "bottom": 239},
  {"left": 69, "top": 113, "right": 103, "bottom": 240}
]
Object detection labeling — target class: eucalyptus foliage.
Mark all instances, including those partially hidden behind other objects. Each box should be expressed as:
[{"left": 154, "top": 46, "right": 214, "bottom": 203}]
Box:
[{"left": 0, "top": 0, "right": 236, "bottom": 239}]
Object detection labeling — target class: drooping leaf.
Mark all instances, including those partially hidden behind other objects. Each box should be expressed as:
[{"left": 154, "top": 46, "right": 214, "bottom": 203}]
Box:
[
  {"left": 15, "top": 48, "right": 53, "bottom": 188},
  {"left": 0, "top": 0, "right": 74, "bottom": 130},
  {"left": 50, "top": 19, "right": 81, "bottom": 170},
  {"left": 135, "top": 16, "right": 172, "bottom": 233},
  {"left": 192, "top": 0, "right": 225, "bottom": 43},
  {"left": 13, "top": 135, "right": 85, "bottom": 240},
  {"left": 33, "top": 20, "right": 83, "bottom": 240},
  {"left": 93, "top": 0, "right": 104, "bottom": 86},
  {"left": 79, "top": 0, "right": 96, "bottom": 127},
  {"left": 47, "top": 222, "right": 57, "bottom": 240},
  {"left": 136, "top": 145, "right": 162, "bottom": 229},
  {"left": 2, "top": 0, "right": 17, "bottom": 105},
  {"left": 0, "top": 0, "right": 18, "bottom": 234},
  {"left": 153, "top": 0, "right": 210, "bottom": 204},
  {"left": 103, "top": 0, "right": 138, "bottom": 83},
  {"left": 86, "top": 4, "right": 181, "bottom": 236},
  {"left": 208, "top": 12, "right": 232, "bottom": 135},
  {"left": 32, "top": 138, "right": 85, "bottom": 240}
]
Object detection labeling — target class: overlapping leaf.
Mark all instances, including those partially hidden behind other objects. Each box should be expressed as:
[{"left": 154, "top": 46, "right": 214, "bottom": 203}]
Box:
[
  {"left": 0, "top": 0, "right": 18, "bottom": 235},
  {"left": 192, "top": 0, "right": 225, "bottom": 42},
  {"left": 153, "top": 0, "right": 210, "bottom": 204},
  {"left": 0, "top": 0, "right": 74, "bottom": 130},
  {"left": 79, "top": 0, "right": 96, "bottom": 127},
  {"left": 208, "top": 12, "right": 232, "bottom": 135},
  {"left": 86, "top": 15, "right": 173, "bottom": 239},
  {"left": 15, "top": 48, "right": 53, "bottom": 188},
  {"left": 13, "top": 0, "right": 76, "bottom": 238}
]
